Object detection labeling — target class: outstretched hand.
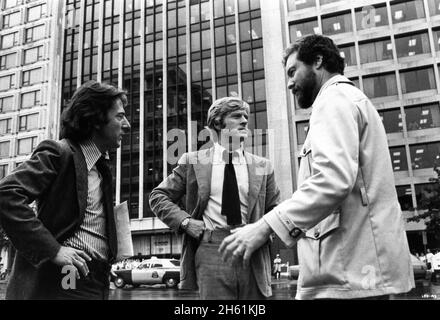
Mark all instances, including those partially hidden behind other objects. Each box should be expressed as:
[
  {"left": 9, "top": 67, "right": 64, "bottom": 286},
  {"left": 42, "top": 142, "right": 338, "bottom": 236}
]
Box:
[
  {"left": 218, "top": 219, "right": 272, "bottom": 268},
  {"left": 51, "top": 246, "right": 92, "bottom": 278}
]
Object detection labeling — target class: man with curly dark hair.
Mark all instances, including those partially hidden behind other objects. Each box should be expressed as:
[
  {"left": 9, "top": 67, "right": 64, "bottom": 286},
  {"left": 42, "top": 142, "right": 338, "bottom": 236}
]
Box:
[
  {"left": 220, "top": 34, "right": 414, "bottom": 299},
  {"left": 0, "top": 80, "right": 130, "bottom": 299}
]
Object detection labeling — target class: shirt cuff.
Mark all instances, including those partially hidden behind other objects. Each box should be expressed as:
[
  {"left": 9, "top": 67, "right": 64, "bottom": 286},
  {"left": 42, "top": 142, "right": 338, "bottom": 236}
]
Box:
[{"left": 263, "top": 209, "right": 299, "bottom": 248}]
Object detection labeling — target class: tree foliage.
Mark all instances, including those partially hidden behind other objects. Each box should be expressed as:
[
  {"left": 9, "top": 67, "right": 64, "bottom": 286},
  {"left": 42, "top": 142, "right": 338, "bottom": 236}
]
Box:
[{"left": 407, "top": 160, "right": 440, "bottom": 240}]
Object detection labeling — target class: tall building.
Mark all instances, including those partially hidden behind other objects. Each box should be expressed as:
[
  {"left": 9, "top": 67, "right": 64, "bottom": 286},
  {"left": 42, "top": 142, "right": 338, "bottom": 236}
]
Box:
[
  {"left": 1, "top": 0, "right": 439, "bottom": 263},
  {"left": 285, "top": 0, "right": 440, "bottom": 253}
]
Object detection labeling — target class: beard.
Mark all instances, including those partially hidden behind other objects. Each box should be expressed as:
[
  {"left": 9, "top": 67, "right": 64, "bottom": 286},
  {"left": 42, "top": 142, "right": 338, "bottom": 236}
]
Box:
[{"left": 293, "top": 71, "right": 317, "bottom": 109}]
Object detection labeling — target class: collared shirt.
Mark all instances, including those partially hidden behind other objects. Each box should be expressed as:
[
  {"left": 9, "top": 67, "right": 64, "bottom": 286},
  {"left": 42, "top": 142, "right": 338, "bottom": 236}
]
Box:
[
  {"left": 203, "top": 143, "right": 249, "bottom": 230},
  {"left": 63, "top": 140, "right": 110, "bottom": 262}
]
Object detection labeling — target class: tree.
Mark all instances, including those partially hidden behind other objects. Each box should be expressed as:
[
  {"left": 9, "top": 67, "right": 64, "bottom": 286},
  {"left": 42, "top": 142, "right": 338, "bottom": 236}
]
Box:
[{"left": 407, "top": 158, "right": 440, "bottom": 241}]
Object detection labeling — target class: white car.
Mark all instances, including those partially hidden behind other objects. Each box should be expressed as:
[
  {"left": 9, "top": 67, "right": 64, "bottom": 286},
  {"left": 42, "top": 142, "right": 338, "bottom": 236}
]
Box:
[
  {"left": 112, "top": 258, "right": 180, "bottom": 289},
  {"left": 432, "top": 253, "right": 440, "bottom": 273}
]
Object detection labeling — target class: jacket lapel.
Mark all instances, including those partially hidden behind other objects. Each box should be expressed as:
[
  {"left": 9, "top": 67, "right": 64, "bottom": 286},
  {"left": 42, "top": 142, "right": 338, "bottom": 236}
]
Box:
[
  {"left": 193, "top": 148, "right": 213, "bottom": 218},
  {"left": 68, "top": 140, "right": 88, "bottom": 223},
  {"left": 245, "top": 152, "right": 264, "bottom": 223}
]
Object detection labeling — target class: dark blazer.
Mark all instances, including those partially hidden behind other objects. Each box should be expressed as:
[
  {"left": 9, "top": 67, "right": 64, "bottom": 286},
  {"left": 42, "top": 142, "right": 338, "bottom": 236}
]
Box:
[
  {"left": 0, "top": 138, "right": 117, "bottom": 300},
  {"left": 149, "top": 148, "right": 280, "bottom": 297}
]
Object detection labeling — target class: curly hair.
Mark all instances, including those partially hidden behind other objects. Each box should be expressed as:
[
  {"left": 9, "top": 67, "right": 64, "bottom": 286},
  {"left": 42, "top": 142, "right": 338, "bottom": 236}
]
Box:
[
  {"left": 206, "top": 97, "right": 250, "bottom": 134},
  {"left": 60, "top": 80, "right": 127, "bottom": 142},
  {"left": 282, "top": 34, "right": 345, "bottom": 75}
]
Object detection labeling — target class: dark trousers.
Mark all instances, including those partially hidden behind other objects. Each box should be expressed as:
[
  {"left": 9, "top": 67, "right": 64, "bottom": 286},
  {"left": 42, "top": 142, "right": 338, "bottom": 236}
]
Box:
[{"left": 44, "top": 260, "right": 110, "bottom": 300}]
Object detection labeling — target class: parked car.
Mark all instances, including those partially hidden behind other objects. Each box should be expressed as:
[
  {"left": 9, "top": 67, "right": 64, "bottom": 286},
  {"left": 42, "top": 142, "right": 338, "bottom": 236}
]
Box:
[
  {"left": 112, "top": 257, "right": 180, "bottom": 289},
  {"left": 431, "top": 253, "right": 440, "bottom": 281},
  {"left": 411, "top": 254, "right": 428, "bottom": 280},
  {"left": 287, "top": 265, "right": 299, "bottom": 280}
]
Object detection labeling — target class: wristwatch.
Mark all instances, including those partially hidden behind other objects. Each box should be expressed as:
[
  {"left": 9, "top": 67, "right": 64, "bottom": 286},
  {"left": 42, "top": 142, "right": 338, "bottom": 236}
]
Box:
[{"left": 180, "top": 217, "right": 190, "bottom": 231}]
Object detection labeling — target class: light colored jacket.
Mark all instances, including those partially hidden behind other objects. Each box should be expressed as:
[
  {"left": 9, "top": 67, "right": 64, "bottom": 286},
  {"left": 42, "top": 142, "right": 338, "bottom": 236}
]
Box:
[
  {"left": 264, "top": 75, "right": 414, "bottom": 299},
  {"left": 149, "top": 148, "right": 280, "bottom": 297}
]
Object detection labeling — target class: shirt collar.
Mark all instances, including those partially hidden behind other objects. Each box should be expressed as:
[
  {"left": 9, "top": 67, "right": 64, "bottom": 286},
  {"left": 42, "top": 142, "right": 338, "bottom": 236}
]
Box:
[
  {"left": 213, "top": 143, "right": 246, "bottom": 164},
  {"left": 79, "top": 140, "right": 109, "bottom": 171}
]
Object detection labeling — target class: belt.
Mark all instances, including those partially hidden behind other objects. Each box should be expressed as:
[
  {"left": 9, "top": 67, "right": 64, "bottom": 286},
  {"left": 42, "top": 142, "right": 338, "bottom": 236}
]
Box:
[
  {"left": 86, "top": 259, "right": 111, "bottom": 274},
  {"left": 200, "top": 228, "right": 244, "bottom": 243}
]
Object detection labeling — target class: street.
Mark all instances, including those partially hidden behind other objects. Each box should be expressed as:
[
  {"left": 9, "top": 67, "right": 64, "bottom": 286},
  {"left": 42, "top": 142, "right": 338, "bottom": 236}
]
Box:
[{"left": 1, "top": 278, "right": 439, "bottom": 300}]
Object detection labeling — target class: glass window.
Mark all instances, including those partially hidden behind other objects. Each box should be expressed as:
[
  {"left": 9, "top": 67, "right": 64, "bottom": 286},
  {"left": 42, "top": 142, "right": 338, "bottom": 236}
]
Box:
[
  {"left": 190, "top": 3, "right": 199, "bottom": 24},
  {"left": 391, "top": 0, "right": 425, "bottom": 24},
  {"left": 0, "top": 96, "right": 14, "bottom": 112},
  {"left": 191, "top": 32, "right": 200, "bottom": 52},
  {"left": 24, "top": 46, "right": 43, "bottom": 65},
  {"left": 201, "top": 29, "right": 210, "bottom": 51},
  {"left": 21, "top": 91, "right": 41, "bottom": 109},
  {"left": 227, "top": 53, "right": 237, "bottom": 75},
  {"left": 2, "top": 11, "right": 21, "bottom": 29},
  {"left": 215, "top": 26, "right": 225, "bottom": 47},
  {"left": 0, "top": 164, "right": 7, "bottom": 180},
  {"left": 395, "top": 32, "right": 430, "bottom": 58},
  {"left": 322, "top": 12, "right": 352, "bottom": 35},
  {"left": 415, "top": 183, "right": 438, "bottom": 208},
  {"left": 287, "top": 0, "right": 315, "bottom": 11},
  {"left": 296, "top": 121, "right": 309, "bottom": 145},
  {"left": 363, "top": 73, "right": 398, "bottom": 98},
  {"left": 410, "top": 142, "right": 440, "bottom": 170},
  {"left": 240, "top": 21, "right": 251, "bottom": 43},
  {"left": 4, "top": 0, "right": 18, "bottom": 9},
  {"left": 214, "top": 0, "right": 224, "bottom": 18},
  {"left": 0, "top": 53, "right": 17, "bottom": 70},
  {"left": 22, "top": 68, "right": 42, "bottom": 86},
  {"left": 216, "top": 56, "right": 226, "bottom": 77},
  {"left": 428, "top": 0, "right": 440, "bottom": 16},
  {"left": 0, "top": 141, "right": 10, "bottom": 159},
  {"left": 254, "top": 79, "right": 266, "bottom": 102},
  {"left": 241, "top": 50, "right": 252, "bottom": 73},
  {"left": 250, "top": 18, "right": 262, "bottom": 40},
  {"left": 1, "top": 32, "right": 19, "bottom": 49},
  {"left": 289, "top": 19, "right": 319, "bottom": 42},
  {"left": 0, "top": 75, "right": 15, "bottom": 91},
  {"left": 355, "top": 4, "right": 388, "bottom": 30},
  {"left": 226, "top": 24, "right": 236, "bottom": 44},
  {"left": 0, "top": 118, "right": 12, "bottom": 135},
  {"left": 405, "top": 103, "right": 440, "bottom": 131},
  {"left": 389, "top": 146, "right": 408, "bottom": 171},
  {"left": 339, "top": 44, "right": 356, "bottom": 67},
  {"left": 320, "top": 0, "right": 339, "bottom": 4},
  {"left": 359, "top": 38, "right": 393, "bottom": 63},
  {"left": 19, "top": 113, "right": 39, "bottom": 131},
  {"left": 378, "top": 108, "right": 403, "bottom": 133},
  {"left": 201, "top": 2, "right": 210, "bottom": 21},
  {"left": 225, "top": 0, "right": 235, "bottom": 16},
  {"left": 400, "top": 67, "right": 436, "bottom": 94},
  {"left": 253, "top": 48, "right": 264, "bottom": 70},
  {"left": 202, "top": 58, "right": 211, "bottom": 79},
  {"left": 238, "top": 0, "right": 249, "bottom": 12},
  {"left": 434, "top": 29, "right": 440, "bottom": 52},
  {"left": 396, "top": 185, "right": 413, "bottom": 210},
  {"left": 25, "top": 25, "right": 45, "bottom": 43},
  {"left": 17, "top": 137, "right": 38, "bottom": 155},
  {"left": 27, "top": 4, "right": 47, "bottom": 22}
]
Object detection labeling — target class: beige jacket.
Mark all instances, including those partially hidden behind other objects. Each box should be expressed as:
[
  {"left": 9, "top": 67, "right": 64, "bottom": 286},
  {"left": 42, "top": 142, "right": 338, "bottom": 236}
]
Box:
[{"left": 264, "top": 75, "right": 414, "bottom": 299}]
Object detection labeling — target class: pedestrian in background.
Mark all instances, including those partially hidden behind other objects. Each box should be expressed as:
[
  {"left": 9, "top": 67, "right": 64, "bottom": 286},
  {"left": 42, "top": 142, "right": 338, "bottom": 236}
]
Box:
[
  {"left": 0, "top": 80, "right": 131, "bottom": 299},
  {"left": 219, "top": 34, "right": 414, "bottom": 300},
  {"left": 273, "top": 254, "right": 282, "bottom": 280}
]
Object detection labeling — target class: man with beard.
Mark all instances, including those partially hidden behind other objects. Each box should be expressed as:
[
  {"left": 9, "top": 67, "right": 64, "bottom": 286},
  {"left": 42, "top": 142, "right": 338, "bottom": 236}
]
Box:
[{"left": 219, "top": 34, "right": 415, "bottom": 299}]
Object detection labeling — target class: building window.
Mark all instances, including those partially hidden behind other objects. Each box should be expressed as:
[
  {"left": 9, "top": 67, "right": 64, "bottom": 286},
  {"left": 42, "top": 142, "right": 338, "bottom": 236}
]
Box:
[
  {"left": 19, "top": 113, "right": 39, "bottom": 131},
  {"left": 27, "top": 3, "right": 47, "bottom": 22},
  {"left": 395, "top": 32, "right": 430, "bottom": 58},
  {"left": 389, "top": 146, "right": 408, "bottom": 172},
  {"left": 400, "top": 67, "right": 436, "bottom": 94},
  {"left": 363, "top": 73, "right": 398, "bottom": 98},
  {"left": 1, "top": 32, "right": 19, "bottom": 49},
  {"left": 405, "top": 103, "right": 440, "bottom": 131},
  {"left": 0, "top": 118, "right": 12, "bottom": 135},
  {"left": 320, "top": 0, "right": 339, "bottom": 5},
  {"left": 415, "top": 183, "right": 438, "bottom": 208},
  {"left": 3, "top": 0, "right": 18, "bottom": 9},
  {"left": 0, "top": 74, "right": 15, "bottom": 91},
  {"left": 2, "top": 11, "right": 21, "bottom": 29},
  {"left": 287, "top": 0, "right": 315, "bottom": 11},
  {"left": 321, "top": 12, "right": 352, "bottom": 35},
  {"left": 296, "top": 121, "right": 309, "bottom": 145},
  {"left": 0, "top": 52, "right": 17, "bottom": 70},
  {"left": 378, "top": 108, "right": 403, "bottom": 133},
  {"left": 359, "top": 38, "right": 393, "bottom": 64},
  {"left": 396, "top": 185, "right": 413, "bottom": 210},
  {"left": 25, "top": 25, "right": 45, "bottom": 43},
  {"left": 21, "top": 90, "right": 41, "bottom": 109},
  {"left": 0, "top": 164, "right": 7, "bottom": 180},
  {"left": 410, "top": 142, "right": 440, "bottom": 170},
  {"left": 428, "top": 0, "right": 440, "bottom": 16},
  {"left": 23, "top": 46, "right": 44, "bottom": 65},
  {"left": 0, "top": 96, "right": 14, "bottom": 112},
  {"left": 391, "top": 0, "right": 425, "bottom": 24},
  {"left": 0, "top": 141, "right": 10, "bottom": 159},
  {"left": 433, "top": 29, "right": 440, "bottom": 52},
  {"left": 17, "top": 137, "right": 38, "bottom": 155},
  {"left": 289, "top": 18, "right": 320, "bottom": 42},
  {"left": 355, "top": 4, "right": 388, "bottom": 30},
  {"left": 339, "top": 43, "right": 356, "bottom": 67},
  {"left": 22, "top": 68, "right": 42, "bottom": 86}
]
